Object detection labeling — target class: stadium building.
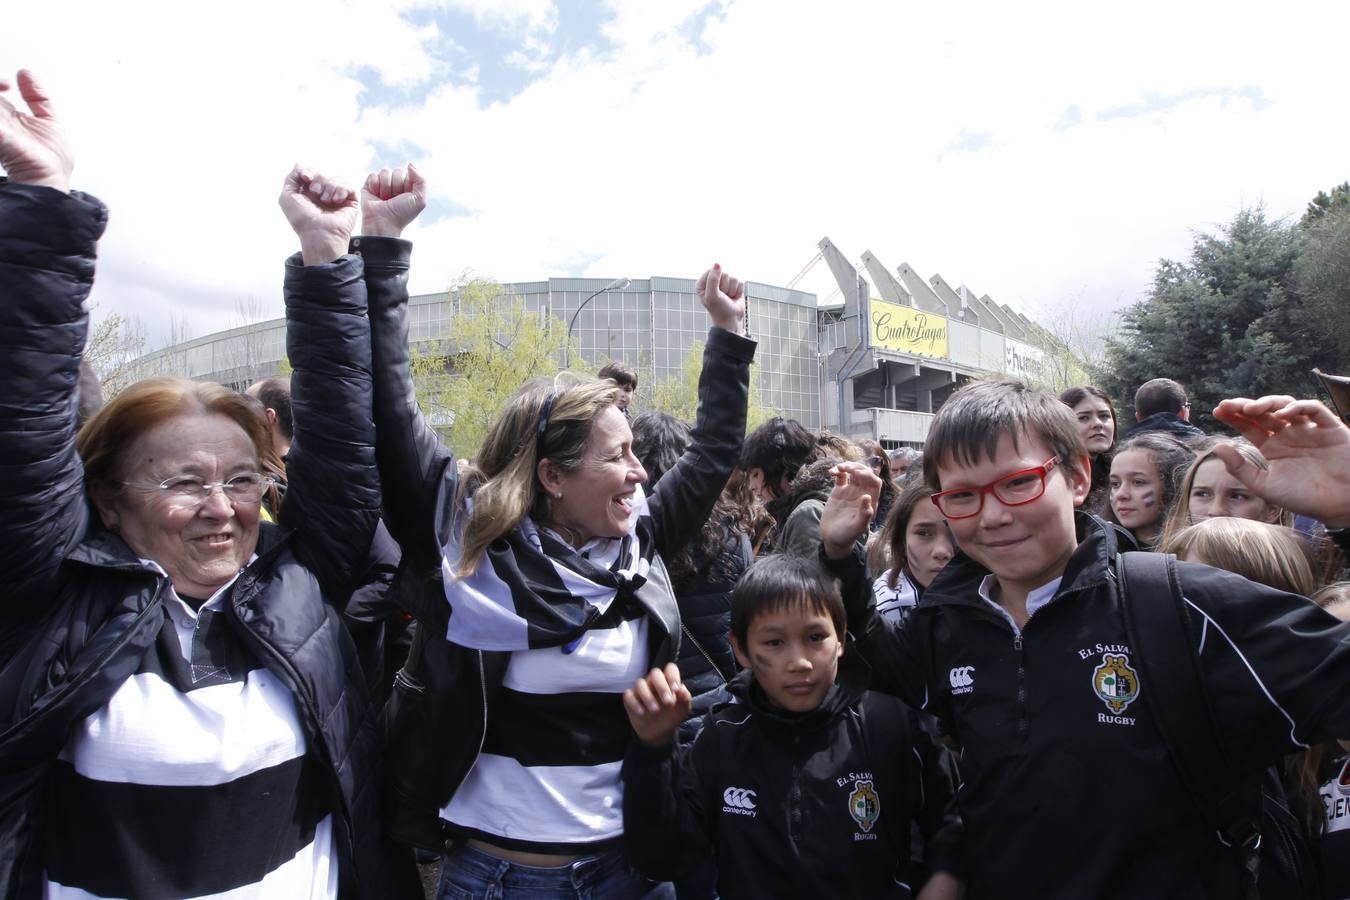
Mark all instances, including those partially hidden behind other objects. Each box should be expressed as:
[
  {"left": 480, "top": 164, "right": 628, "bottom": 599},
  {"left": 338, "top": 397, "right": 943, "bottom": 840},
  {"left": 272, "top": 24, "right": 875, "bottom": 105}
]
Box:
[{"left": 124, "top": 240, "right": 1057, "bottom": 447}]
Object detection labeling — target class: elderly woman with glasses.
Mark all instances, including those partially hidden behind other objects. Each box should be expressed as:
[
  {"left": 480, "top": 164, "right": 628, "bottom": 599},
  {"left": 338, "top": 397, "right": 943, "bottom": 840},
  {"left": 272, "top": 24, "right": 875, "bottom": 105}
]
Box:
[
  {"left": 332, "top": 167, "right": 756, "bottom": 898},
  {"left": 0, "top": 71, "right": 415, "bottom": 898}
]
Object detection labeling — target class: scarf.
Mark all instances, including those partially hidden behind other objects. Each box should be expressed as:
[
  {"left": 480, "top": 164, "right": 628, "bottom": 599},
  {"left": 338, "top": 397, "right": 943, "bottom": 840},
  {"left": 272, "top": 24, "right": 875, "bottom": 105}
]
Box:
[{"left": 442, "top": 485, "right": 654, "bottom": 651}]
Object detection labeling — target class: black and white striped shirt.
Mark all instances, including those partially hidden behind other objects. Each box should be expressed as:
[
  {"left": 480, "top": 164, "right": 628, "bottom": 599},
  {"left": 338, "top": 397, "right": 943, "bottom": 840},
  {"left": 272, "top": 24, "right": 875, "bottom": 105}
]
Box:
[
  {"left": 441, "top": 535, "right": 652, "bottom": 854},
  {"left": 44, "top": 572, "right": 337, "bottom": 899}
]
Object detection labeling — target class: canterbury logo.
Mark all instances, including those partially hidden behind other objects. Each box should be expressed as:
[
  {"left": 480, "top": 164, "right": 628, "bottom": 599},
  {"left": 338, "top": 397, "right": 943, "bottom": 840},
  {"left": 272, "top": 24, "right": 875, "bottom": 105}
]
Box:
[
  {"left": 723, "top": 787, "right": 758, "bottom": 810},
  {"left": 949, "top": 666, "right": 975, "bottom": 693}
]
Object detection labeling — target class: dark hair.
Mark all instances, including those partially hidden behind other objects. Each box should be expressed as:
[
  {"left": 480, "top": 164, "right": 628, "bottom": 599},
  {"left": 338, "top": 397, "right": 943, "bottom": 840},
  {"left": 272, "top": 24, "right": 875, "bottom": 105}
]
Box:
[
  {"left": 921, "top": 380, "right": 1086, "bottom": 491},
  {"left": 880, "top": 478, "right": 940, "bottom": 589},
  {"left": 1101, "top": 432, "right": 1196, "bottom": 541},
  {"left": 1060, "top": 385, "right": 1118, "bottom": 454},
  {"left": 630, "top": 411, "right": 689, "bottom": 487},
  {"left": 730, "top": 555, "right": 846, "bottom": 649},
  {"left": 253, "top": 376, "right": 294, "bottom": 440},
  {"left": 816, "top": 429, "right": 863, "bottom": 463},
  {"left": 741, "top": 417, "right": 817, "bottom": 498},
  {"left": 597, "top": 361, "right": 637, "bottom": 389},
  {"left": 1134, "top": 377, "right": 1188, "bottom": 420}
]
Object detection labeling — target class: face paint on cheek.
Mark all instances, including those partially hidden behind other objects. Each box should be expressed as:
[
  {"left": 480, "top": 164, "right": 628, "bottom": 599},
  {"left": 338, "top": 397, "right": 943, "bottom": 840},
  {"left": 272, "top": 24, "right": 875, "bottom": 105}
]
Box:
[{"left": 752, "top": 652, "right": 773, "bottom": 669}]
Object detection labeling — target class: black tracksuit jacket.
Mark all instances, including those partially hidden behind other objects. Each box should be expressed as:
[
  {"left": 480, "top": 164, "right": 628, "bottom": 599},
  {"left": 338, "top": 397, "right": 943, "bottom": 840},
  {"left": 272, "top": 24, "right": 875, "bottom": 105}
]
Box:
[
  {"left": 622, "top": 654, "right": 963, "bottom": 899},
  {"left": 838, "top": 513, "right": 1350, "bottom": 899}
]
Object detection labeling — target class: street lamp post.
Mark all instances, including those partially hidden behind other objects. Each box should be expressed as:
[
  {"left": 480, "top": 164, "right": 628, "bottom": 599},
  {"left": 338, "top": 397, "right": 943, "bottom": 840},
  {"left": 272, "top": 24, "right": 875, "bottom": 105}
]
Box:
[{"left": 565, "top": 277, "right": 631, "bottom": 369}]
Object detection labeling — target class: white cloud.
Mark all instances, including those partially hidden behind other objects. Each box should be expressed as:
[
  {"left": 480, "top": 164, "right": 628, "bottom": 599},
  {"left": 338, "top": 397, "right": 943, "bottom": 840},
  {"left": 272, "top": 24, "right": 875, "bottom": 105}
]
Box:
[{"left": 4, "top": 0, "right": 1348, "bottom": 354}]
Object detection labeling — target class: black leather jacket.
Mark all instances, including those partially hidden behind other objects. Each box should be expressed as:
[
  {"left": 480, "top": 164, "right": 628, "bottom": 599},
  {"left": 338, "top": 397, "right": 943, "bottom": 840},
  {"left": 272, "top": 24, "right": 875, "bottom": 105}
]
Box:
[
  {"left": 352, "top": 236, "right": 755, "bottom": 851},
  {"left": 0, "top": 182, "right": 415, "bottom": 898}
]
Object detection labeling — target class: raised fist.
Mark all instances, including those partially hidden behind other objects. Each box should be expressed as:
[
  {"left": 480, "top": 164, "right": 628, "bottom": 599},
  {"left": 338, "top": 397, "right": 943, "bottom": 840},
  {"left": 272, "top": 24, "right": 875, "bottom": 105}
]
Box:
[
  {"left": 361, "top": 164, "right": 427, "bottom": 238},
  {"left": 279, "top": 166, "right": 358, "bottom": 266},
  {"left": 695, "top": 264, "right": 747, "bottom": 335}
]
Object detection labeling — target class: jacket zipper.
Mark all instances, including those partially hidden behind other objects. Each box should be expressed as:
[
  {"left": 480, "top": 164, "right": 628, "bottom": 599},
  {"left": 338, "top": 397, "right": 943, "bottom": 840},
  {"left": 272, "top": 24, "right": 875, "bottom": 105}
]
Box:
[
  {"left": 1013, "top": 631, "right": 1028, "bottom": 742},
  {"left": 446, "top": 650, "right": 491, "bottom": 835},
  {"left": 681, "top": 623, "right": 729, "bottom": 684}
]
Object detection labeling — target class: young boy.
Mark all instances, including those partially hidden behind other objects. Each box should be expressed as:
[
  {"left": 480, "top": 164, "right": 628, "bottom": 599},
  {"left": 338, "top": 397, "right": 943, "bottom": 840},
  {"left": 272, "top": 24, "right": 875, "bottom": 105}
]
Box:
[
  {"left": 833, "top": 380, "right": 1350, "bottom": 899},
  {"left": 621, "top": 554, "right": 964, "bottom": 900}
]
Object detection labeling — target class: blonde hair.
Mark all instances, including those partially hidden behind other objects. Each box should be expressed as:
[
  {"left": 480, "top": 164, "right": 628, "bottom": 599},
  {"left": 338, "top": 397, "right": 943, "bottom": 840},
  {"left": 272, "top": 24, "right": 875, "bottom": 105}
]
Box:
[
  {"left": 1160, "top": 517, "right": 1316, "bottom": 597},
  {"left": 454, "top": 374, "right": 619, "bottom": 576},
  {"left": 1157, "top": 439, "right": 1290, "bottom": 549},
  {"left": 1314, "top": 581, "right": 1350, "bottom": 616}
]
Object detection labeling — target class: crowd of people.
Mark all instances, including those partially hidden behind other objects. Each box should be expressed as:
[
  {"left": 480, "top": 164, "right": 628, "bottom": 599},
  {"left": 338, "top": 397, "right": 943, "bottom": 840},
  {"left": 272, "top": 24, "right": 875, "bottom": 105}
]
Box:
[{"left": 6, "top": 68, "right": 1350, "bottom": 900}]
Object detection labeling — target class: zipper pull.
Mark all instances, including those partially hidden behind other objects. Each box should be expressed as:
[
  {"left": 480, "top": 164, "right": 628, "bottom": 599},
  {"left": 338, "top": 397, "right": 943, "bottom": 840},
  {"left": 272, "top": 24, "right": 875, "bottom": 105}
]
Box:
[{"left": 1013, "top": 633, "right": 1022, "bottom": 652}]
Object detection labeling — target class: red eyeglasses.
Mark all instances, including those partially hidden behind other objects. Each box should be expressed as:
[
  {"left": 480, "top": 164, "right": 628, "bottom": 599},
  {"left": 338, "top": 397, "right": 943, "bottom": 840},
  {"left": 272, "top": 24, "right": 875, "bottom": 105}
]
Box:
[{"left": 930, "top": 457, "right": 1060, "bottom": 519}]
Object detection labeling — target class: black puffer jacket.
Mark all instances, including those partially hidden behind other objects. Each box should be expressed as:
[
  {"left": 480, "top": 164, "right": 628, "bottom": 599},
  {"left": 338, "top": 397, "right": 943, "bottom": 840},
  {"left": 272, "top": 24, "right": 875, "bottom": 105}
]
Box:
[
  {"left": 671, "top": 524, "right": 751, "bottom": 745},
  {"left": 351, "top": 236, "right": 756, "bottom": 851},
  {"left": 0, "top": 182, "right": 415, "bottom": 898},
  {"left": 841, "top": 513, "right": 1350, "bottom": 899}
]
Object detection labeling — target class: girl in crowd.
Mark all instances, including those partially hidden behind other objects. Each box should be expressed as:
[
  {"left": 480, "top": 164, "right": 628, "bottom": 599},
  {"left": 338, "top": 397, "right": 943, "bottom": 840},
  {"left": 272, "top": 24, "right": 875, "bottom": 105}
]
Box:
[
  {"left": 341, "top": 166, "right": 755, "bottom": 899},
  {"left": 1160, "top": 516, "right": 1317, "bottom": 597},
  {"left": 1060, "top": 386, "right": 1118, "bottom": 515},
  {"left": 871, "top": 479, "right": 955, "bottom": 622},
  {"left": 1158, "top": 439, "right": 1291, "bottom": 548},
  {"left": 0, "top": 73, "right": 414, "bottom": 898},
  {"left": 858, "top": 438, "right": 899, "bottom": 531},
  {"left": 1104, "top": 432, "right": 1196, "bottom": 549}
]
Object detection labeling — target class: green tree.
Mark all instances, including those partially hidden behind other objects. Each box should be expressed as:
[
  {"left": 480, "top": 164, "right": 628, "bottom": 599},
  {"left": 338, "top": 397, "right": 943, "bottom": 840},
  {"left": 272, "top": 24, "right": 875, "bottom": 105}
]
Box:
[
  {"left": 1294, "top": 197, "right": 1350, "bottom": 376},
  {"left": 1301, "top": 181, "right": 1350, "bottom": 228},
  {"left": 413, "top": 277, "right": 576, "bottom": 459},
  {"left": 644, "top": 339, "right": 777, "bottom": 431},
  {"left": 1096, "top": 207, "right": 1311, "bottom": 430}
]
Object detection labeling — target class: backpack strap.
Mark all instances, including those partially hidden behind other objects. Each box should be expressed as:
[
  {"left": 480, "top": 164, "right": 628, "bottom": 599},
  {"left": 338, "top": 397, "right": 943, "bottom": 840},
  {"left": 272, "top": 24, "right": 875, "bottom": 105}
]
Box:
[{"left": 1115, "top": 551, "right": 1262, "bottom": 896}]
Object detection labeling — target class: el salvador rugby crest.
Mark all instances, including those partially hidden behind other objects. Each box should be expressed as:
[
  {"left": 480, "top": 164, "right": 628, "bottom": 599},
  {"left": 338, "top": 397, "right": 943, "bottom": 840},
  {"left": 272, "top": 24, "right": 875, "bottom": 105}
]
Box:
[
  {"left": 1092, "top": 653, "right": 1140, "bottom": 714},
  {"left": 848, "top": 780, "right": 880, "bottom": 834}
]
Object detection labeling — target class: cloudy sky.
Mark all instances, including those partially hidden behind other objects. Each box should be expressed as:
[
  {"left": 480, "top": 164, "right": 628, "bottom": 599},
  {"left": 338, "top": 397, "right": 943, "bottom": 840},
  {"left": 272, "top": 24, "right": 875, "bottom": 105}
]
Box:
[{"left": 6, "top": 1, "right": 1347, "bottom": 347}]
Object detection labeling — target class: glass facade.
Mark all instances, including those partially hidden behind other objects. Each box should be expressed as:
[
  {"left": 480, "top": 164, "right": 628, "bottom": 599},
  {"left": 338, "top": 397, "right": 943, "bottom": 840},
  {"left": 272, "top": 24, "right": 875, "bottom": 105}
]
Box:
[{"left": 126, "top": 275, "right": 822, "bottom": 427}]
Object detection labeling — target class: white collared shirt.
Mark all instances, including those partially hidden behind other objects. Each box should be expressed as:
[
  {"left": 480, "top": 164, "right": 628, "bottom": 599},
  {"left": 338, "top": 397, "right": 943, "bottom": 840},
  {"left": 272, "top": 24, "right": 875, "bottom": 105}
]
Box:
[{"left": 977, "top": 574, "right": 1063, "bottom": 634}]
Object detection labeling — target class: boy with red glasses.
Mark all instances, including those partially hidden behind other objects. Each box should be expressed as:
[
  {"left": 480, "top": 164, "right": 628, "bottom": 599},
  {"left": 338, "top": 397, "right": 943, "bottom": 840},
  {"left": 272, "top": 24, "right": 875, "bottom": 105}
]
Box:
[{"left": 826, "top": 379, "right": 1350, "bottom": 899}]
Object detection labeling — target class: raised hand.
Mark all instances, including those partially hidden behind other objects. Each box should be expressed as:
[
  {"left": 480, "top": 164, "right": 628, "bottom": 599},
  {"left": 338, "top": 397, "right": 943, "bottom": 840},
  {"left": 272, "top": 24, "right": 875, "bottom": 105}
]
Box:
[
  {"left": 820, "top": 461, "right": 882, "bottom": 559},
  {"left": 695, "top": 264, "right": 747, "bottom": 334},
  {"left": 360, "top": 164, "right": 427, "bottom": 238},
  {"left": 279, "top": 166, "right": 358, "bottom": 266},
  {"left": 622, "top": 662, "right": 692, "bottom": 748},
  {"left": 0, "top": 70, "right": 72, "bottom": 191},
  {"left": 1212, "top": 395, "right": 1350, "bottom": 527}
]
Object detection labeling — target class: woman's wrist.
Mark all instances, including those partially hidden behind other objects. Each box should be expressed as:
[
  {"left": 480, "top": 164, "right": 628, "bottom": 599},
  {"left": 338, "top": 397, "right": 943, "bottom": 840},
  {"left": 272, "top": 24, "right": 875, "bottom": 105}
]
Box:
[{"left": 299, "top": 235, "right": 348, "bottom": 266}]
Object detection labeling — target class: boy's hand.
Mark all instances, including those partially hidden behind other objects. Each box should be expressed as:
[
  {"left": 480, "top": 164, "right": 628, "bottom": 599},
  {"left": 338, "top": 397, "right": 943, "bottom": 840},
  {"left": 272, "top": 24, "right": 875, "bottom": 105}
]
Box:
[
  {"left": 0, "top": 70, "right": 71, "bottom": 191},
  {"left": 821, "top": 461, "right": 881, "bottom": 559},
  {"left": 623, "top": 663, "right": 692, "bottom": 748},
  {"left": 1212, "top": 395, "right": 1350, "bottom": 527}
]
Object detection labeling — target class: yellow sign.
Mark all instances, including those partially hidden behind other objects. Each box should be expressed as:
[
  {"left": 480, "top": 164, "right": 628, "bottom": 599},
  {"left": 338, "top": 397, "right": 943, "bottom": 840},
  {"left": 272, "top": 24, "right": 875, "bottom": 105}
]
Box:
[{"left": 868, "top": 299, "right": 948, "bottom": 359}]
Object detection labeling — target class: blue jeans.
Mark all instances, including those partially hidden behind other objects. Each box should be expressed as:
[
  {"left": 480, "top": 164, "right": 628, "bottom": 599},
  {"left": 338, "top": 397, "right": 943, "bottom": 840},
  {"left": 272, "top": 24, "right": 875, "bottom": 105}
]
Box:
[{"left": 436, "top": 844, "right": 676, "bottom": 900}]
